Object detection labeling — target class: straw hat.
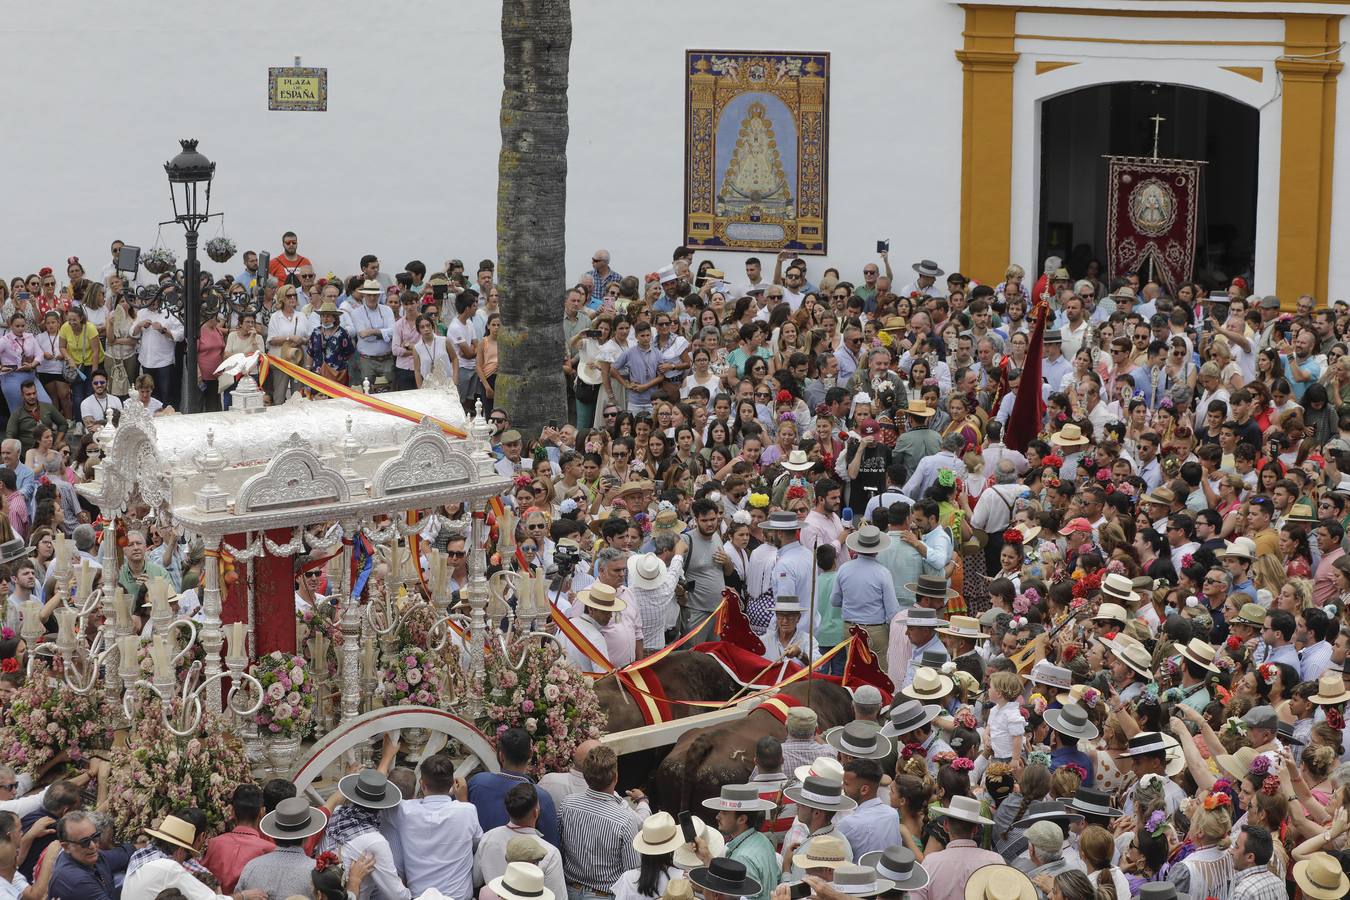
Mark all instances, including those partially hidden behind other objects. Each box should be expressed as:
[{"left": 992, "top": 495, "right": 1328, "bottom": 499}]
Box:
[
  {"left": 663, "top": 879, "right": 694, "bottom": 900},
  {"left": 632, "top": 812, "right": 688, "bottom": 855},
  {"left": 900, "top": 667, "right": 955, "bottom": 702},
  {"left": 791, "top": 835, "right": 850, "bottom": 871},
  {"left": 782, "top": 449, "right": 814, "bottom": 472},
  {"left": 578, "top": 582, "right": 627, "bottom": 613},
  {"left": 1217, "top": 537, "right": 1257, "bottom": 561},
  {"left": 1100, "top": 572, "right": 1141, "bottom": 607},
  {"left": 903, "top": 399, "right": 937, "bottom": 418},
  {"left": 628, "top": 554, "right": 668, "bottom": 591},
  {"left": 356, "top": 279, "right": 383, "bottom": 295},
  {"left": 1092, "top": 603, "right": 1128, "bottom": 625},
  {"left": 491, "top": 863, "right": 556, "bottom": 900},
  {"left": 1311, "top": 671, "right": 1350, "bottom": 705},
  {"left": 1216, "top": 746, "right": 1260, "bottom": 780},
  {"left": 1175, "top": 637, "right": 1219, "bottom": 674},
  {"left": 1050, "top": 424, "right": 1089, "bottom": 447},
  {"left": 933, "top": 795, "right": 994, "bottom": 826},
  {"left": 1232, "top": 602, "right": 1268, "bottom": 627},
  {"left": 793, "top": 755, "right": 845, "bottom": 784},
  {"left": 1027, "top": 661, "right": 1072, "bottom": 690},
  {"left": 1142, "top": 487, "right": 1175, "bottom": 507},
  {"left": 672, "top": 816, "right": 724, "bottom": 869},
  {"left": 965, "top": 865, "right": 1035, "bottom": 900},
  {"left": 1294, "top": 852, "right": 1350, "bottom": 900},
  {"left": 143, "top": 815, "right": 200, "bottom": 856},
  {"left": 938, "top": 615, "right": 989, "bottom": 641}
]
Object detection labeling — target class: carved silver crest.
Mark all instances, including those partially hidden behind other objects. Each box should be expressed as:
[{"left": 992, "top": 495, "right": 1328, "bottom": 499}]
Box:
[
  {"left": 236, "top": 433, "right": 350, "bottom": 512},
  {"left": 371, "top": 419, "right": 477, "bottom": 497}
]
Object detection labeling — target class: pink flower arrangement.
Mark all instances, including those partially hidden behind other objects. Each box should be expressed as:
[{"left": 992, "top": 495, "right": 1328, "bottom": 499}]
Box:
[
  {"left": 103, "top": 697, "right": 251, "bottom": 840},
  {"left": 469, "top": 637, "right": 602, "bottom": 777},
  {"left": 250, "top": 651, "right": 317, "bottom": 738},
  {"left": 376, "top": 645, "right": 446, "bottom": 708},
  {"left": 0, "top": 663, "right": 116, "bottom": 775}
]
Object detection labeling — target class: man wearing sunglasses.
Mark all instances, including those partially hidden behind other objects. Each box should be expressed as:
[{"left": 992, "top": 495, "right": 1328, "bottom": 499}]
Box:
[
  {"left": 294, "top": 563, "right": 327, "bottom": 614},
  {"left": 48, "top": 810, "right": 132, "bottom": 900}
]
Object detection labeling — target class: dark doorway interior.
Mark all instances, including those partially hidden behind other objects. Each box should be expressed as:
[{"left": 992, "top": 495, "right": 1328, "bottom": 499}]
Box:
[{"left": 1037, "top": 82, "right": 1259, "bottom": 290}]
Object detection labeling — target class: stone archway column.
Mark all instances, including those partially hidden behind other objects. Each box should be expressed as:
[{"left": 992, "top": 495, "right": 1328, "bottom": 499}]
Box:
[
  {"left": 1276, "top": 14, "right": 1342, "bottom": 305},
  {"left": 956, "top": 5, "right": 1020, "bottom": 285}
]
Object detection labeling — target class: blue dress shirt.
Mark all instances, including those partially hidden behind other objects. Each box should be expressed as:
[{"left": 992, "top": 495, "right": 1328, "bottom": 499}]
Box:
[
  {"left": 830, "top": 555, "right": 899, "bottom": 625},
  {"left": 468, "top": 770, "right": 560, "bottom": 848}
]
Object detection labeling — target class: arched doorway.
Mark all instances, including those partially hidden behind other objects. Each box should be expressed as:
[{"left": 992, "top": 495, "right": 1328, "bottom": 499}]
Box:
[{"left": 1037, "top": 82, "right": 1259, "bottom": 290}]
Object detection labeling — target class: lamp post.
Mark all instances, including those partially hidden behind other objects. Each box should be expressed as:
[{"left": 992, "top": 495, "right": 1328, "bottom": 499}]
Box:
[{"left": 164, "top": 139, "right": 215, "bottom": 414}]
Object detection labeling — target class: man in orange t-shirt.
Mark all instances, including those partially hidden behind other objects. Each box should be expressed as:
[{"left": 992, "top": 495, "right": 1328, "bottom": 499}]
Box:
[{"left": 268, "top": 230, "right": 312, "bottom": 282}]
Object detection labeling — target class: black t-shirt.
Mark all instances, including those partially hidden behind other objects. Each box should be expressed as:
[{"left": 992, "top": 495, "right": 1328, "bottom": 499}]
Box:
[{"left": 847, "top": 443, "right": 892, "bottom": 515}]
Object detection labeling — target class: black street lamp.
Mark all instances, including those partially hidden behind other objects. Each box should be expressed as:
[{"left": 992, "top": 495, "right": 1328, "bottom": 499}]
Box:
[{"left": 164, "top": 139, "right": 215, "bottom": 414}]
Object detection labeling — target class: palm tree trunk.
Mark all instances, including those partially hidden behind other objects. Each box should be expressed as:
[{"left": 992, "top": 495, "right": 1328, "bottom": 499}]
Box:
[{"left": 494, "top": 0, "right": 571, "bottom": 439}]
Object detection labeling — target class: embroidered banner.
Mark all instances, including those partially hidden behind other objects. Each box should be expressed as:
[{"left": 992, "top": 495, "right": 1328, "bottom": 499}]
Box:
[
  {"left": 684, "top": 50, "right": 830, "bottom": 254},
  {"left": 1105, "top": 156, "right": 1205, "bottom": 294}
]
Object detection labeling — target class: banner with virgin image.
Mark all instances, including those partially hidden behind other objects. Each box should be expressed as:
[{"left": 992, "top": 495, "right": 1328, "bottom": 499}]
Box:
[{"left": 1105, "top": 155, "right": 1205, "bottom": 293}]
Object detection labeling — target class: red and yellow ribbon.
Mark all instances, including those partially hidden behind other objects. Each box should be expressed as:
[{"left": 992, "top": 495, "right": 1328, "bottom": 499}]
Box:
[{"left": 264, "top": 353, "right": 467, "bottom": 438}]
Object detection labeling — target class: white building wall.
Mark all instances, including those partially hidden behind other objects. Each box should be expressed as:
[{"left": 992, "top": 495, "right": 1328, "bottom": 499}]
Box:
[
  {"left": 0, "top": 0, "right": 967, "bottom": 291},
  {"left": 1009, "top": 12, "right": 1285, "bottom": 294}
]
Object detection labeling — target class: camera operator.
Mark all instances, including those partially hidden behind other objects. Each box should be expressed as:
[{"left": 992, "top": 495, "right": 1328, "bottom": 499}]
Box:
[{"left": 547, "top": 537, "right": 594, "bottom": 616}]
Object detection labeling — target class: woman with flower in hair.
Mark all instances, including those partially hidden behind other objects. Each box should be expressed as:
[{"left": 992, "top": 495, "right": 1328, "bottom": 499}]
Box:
[
  {"left": 1165, "top": 794, "right": 1234, "bottom": 900},
  {"left": 993, "top": 530, "right": 1025, "bottom": 593},
  {"left": 759, "top": 417, "right": 797, "bottom": 468},
  {"left": 925, "top": 470, "right": 974, "bottom": 615}
]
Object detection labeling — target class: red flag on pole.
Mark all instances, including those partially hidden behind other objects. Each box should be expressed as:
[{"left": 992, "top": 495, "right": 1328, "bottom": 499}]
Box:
[{"left": 1004, "top": 298, "right": 1049, "bottom": 452}]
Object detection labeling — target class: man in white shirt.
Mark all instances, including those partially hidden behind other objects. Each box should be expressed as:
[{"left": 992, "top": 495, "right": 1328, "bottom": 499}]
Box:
[
  {"left": 325, "top": 768, "right": 410, "bottom": 900},
  {"left": 898, "top": 259, "right": 946, "bottom": 299},
  {"left": 1059, "top": 294, "right": 1090, "bottom": 361},
  {"left": 1079, "top": 375, "right": 1114, "bottom": 435},
  {"left": 349, "top": 280, "right": 396, "bottom": 390},
  {"left": 388, "top": 754, "right": 481, "bottom": 899},
  {"left": 79, "top": 371, "right": 122, "bottom": 433},
  {"left": 564, "top": 585, "right": 620, "bottom": 673},
  {"left": 122, "top": 814, "right": 264, "bottom": 900},
  {"left": 474, "top": 784, "right": 567, "bottom": 900},
  {"left": 132, "top": 300, "right": 184, "bottom": 408},
  {"left": 446, "top": 291, "right": 481, "bottom": 402},
  {"left": 538, "top": 739, "right": 601, "bottom": 810}
]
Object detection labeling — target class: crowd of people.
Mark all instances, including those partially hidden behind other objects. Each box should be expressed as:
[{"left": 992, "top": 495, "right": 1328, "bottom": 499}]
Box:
[{"left": 8, "top": 236, "right": 1350, "bottom": 900}]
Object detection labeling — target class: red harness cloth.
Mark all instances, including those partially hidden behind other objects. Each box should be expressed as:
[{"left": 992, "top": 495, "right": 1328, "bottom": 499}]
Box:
[
  {"left": 617, "top": 668, "right": 673, "bottom": 726},
  {"left": 754, "top": 693, "right": 803, "bottom": 724}
]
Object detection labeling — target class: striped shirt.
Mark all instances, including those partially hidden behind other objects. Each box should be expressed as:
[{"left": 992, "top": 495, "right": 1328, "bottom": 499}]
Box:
[{"left": 560, "top": 789, "right": 648, "bottom": 892}]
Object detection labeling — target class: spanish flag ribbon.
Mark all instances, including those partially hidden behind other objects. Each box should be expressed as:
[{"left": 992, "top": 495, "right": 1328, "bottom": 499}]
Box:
[
  {"left": 264, "top": 353, "right": 467, "bottom": 438},
  {"left": 546, "top": 592, "right": 615, "bottom": 673},
  {"left": 620, "top": 600, "right": 727, "bottom": 673}
]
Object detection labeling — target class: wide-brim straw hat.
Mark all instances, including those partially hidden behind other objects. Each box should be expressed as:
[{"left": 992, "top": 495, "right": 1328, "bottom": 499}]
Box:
[
  {"left": 1100, "top": 572, "right": 1141, "bottom": 607},
  {"left": 143, "top": 815, "right": 200, "bottom": 856},
  {"left": 628, "top": 553, "right": 668, "bottom": 591},
  {"left": 578, "top": 582, "right": 627, "bottom": 613},
  {"left": 934, "top": 794, "right": 994, "bottom": 826},
  {"left": 1217, "top": 537, "right": 1257, "bottom": 561},
  {"left": 1311, "top": 671, "right": 1350, "bottom": 705},
  {"left": 1294, "top": 852, "right": 1350, "bottom": 900},
  {"left": 900, "top": 668, "right": 955, "bottom": 702},
  {"left": 903, "top": 400, "right": 937, "bottom": 418},
  {"left": 357, "top": 279, "right": 383, "bottom": 295},
  {"left": 965, "top": 865, "right": 1035, "bottom": 900},
  {"left": 1176, "top": 637, "right": 1219, "bottom": 674},
  {"left": 672, "top": 816, "right": 724, "bottom": 869},
  {"left": 1050, "top": 424, "right": 1089, "bottom": 446},
  {"left": 791, "top": 835, "right": 850, "bottom": 871},
  {"left": 491, "top": 862, "right": 556, "bottom": 900},
  {"left": 1216, "top": 746, "right": 1259, "bottom": 780},
  {"left": 782, "top": 449, "right": 814, "bottom": 472},
  {"left": 633, "top": 812, "right": 688, "bottom": 855},
  {"left": 938, "top": 615, "right": 989, "bottom": 642},
  {"left": 793, "top": 755, "right": 845, "bottom": 785}
]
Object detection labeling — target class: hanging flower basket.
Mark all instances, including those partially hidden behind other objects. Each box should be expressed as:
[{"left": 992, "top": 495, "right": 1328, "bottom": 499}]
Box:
[
  {"left": 205, "top": 236, "right": 236, "bottom": 265},
  {"left": 143, "top": 247, "right": 177, "bottom": 275}
]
